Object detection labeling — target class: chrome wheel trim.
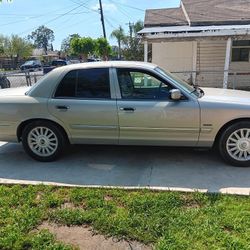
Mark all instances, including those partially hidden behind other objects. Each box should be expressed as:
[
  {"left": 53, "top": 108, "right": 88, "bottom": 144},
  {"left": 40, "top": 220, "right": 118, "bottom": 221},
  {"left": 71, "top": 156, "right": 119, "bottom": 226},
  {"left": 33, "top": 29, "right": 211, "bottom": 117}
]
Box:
[
  {"left": 226, "top": 128, "right": 250, "bottom": 162},
  {"left": 27, "top": 127, "right": 58, "bottom": 157}
]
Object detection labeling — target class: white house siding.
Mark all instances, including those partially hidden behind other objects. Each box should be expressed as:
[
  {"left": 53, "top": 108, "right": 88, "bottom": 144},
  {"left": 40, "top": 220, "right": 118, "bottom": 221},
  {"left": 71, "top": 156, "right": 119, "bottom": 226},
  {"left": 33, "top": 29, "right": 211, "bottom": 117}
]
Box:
[
  {"left": 196, "top": 40, "right": 226, "bottom": 87},
  {"left": 151, "top": 39, "right": 250, "bottom": 89},
  {"left": 229, "top": 62, "right": 250, "bottom": 89},
  {"left": 152, "top": 42, "right": 194, "bottom": 83},
  {"left": 151, "top": 40, "right": 227, "bottom": 86}
]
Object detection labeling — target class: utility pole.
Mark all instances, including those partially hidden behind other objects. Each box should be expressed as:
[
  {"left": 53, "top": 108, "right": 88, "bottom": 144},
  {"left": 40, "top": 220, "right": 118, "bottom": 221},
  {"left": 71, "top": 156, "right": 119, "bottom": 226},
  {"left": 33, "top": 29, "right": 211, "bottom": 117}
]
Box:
[{"left": 99, "top": 0, "right": 106, "bottom": 39}]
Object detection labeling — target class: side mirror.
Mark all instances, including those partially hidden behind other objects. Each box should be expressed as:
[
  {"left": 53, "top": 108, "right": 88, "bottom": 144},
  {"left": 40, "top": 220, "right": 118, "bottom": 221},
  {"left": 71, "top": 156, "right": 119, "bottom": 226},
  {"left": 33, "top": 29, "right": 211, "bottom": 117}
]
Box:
[{"left": 170, "top": 89, "right": 182, "bottom": 100}]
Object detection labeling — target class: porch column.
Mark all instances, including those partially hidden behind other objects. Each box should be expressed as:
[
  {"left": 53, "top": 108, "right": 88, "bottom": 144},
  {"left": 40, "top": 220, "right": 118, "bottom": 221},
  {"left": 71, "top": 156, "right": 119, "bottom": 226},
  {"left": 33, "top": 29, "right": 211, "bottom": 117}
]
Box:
[
  {"left": 192, "top": 41, "right": 197, "bottom": 86},
  {"left": 223, "top": 38, "right": 232, "bottom": 89},
  {"left": 144, "top": 41, "right": 148, "bottom": 62}
]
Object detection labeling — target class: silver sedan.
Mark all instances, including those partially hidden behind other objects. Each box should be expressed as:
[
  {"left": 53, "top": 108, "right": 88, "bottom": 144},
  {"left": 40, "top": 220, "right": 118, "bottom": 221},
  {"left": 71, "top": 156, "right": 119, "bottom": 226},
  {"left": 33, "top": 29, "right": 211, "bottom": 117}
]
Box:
[{"left": 0, "top": 61, "right": 250, "bottom": 167}]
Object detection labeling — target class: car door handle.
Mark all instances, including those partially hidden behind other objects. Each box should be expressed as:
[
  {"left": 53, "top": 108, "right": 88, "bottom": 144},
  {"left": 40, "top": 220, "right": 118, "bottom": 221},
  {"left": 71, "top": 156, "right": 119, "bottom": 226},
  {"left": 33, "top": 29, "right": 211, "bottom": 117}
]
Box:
[
  {"left": 56, "top": 105, "right": 69, "bottom": 111},
  {"left": 119, "top": 107, "right": 136, "bottom": 112}
]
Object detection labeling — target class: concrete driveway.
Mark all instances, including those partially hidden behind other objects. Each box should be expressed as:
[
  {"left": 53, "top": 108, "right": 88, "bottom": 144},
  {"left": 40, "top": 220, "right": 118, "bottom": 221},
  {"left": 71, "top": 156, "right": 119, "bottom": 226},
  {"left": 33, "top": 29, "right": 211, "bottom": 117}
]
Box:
[{"left": 0, "top": 141, "right": 250, "bottom": 195}]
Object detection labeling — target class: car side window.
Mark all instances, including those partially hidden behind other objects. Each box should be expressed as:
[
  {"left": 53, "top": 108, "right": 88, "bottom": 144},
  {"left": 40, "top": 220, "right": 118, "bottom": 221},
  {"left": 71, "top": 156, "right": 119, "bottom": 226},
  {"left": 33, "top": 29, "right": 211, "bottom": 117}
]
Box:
[
  {"left": 55, "top": 70, "right": 77, "bottom": 98},
  {"left": 54, "top": 68, "right": 110, "bottom": 99},
  {"left": 117, "top": 68, "right": 173, "bottom": 100},
  {"left": 76, "top": 68, "right": 110, "bottom": 99}
]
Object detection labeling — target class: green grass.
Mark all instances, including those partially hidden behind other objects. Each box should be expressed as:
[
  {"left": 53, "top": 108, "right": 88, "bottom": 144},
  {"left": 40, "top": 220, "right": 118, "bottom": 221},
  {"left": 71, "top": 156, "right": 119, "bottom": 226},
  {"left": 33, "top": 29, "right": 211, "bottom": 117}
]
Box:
[{"left": 0, "top": 185, "right": 249, "bottom": 250}]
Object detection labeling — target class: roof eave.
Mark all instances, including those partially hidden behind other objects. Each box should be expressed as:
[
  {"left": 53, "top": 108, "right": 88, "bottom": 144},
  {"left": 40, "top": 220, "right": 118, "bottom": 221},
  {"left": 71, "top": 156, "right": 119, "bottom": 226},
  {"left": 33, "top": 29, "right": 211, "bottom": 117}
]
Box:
[{"left": 138, "top": 25, "right": 250, "bottom": 40}]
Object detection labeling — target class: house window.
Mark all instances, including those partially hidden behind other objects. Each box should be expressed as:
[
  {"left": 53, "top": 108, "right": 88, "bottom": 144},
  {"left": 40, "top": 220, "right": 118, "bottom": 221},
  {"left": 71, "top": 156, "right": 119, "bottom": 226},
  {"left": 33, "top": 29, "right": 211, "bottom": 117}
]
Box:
[{"left": 232, "top": 40, "right": 250, "bottom": 62}]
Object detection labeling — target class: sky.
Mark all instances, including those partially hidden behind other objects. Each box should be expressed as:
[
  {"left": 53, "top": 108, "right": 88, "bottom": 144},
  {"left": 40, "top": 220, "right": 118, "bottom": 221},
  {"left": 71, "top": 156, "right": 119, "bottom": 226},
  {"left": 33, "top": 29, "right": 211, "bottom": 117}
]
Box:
[{"left": 0, "top": 0, "right": 180, "bottom": 50}]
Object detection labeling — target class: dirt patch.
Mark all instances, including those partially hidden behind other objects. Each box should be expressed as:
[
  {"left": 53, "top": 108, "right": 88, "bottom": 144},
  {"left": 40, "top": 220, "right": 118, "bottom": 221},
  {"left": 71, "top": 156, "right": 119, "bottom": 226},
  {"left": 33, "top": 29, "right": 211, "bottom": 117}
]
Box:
[
  {"left": 61, "top": 202, "right": 77, "bottom": 209},
  {"left": 39, "top": 222, "right": 152, "bottom": 250}
]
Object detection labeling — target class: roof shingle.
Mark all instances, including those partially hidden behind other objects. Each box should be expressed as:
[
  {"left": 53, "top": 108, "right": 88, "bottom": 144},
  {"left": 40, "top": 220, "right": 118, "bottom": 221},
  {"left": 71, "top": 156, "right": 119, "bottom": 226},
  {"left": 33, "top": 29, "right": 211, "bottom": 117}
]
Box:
[
  {"left": 145, "top": 0, "right": 250, "bottom": 27},
  {"left": 144, "top": 8, "right": 188, "bottom": 27},
  {"left": 182, "top": 0, "right": 250, "bottom": 26}
]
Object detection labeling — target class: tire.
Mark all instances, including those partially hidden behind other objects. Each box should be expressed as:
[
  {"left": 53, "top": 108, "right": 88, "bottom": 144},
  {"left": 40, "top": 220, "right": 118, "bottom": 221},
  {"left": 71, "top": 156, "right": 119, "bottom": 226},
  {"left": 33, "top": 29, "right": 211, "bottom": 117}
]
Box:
[
  {"left": 22, "top": 121, "right": 67, "bottom": 162},
  {"left": 219, "top": 121, "right": 250, "bottom": 167}
]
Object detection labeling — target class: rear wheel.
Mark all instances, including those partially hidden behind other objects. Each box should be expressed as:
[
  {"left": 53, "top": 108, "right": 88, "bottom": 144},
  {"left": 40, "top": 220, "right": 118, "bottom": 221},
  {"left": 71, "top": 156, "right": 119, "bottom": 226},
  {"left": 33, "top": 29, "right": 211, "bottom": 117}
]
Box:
[
  {"left": 219, "top": 122, "right": 250, "bottom": 167},
  {"left": 22, "top": 121, "right": 67, "bottom": 162}
]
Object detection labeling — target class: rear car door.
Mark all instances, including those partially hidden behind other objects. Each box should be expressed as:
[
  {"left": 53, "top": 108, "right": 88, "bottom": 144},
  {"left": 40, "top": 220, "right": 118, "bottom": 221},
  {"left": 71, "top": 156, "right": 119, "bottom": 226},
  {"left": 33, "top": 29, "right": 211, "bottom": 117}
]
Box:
[{"left": 48, "top": 67, "right": 118, "bottom": 144}]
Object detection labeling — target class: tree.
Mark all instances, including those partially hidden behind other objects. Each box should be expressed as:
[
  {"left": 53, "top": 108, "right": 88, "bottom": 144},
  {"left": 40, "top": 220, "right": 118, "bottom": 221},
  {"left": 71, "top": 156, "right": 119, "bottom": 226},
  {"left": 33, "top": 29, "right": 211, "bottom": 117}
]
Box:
[
  {"left": 133, "top": 20, "right": 144, "bottom": 35},
  {"left": 0, "top": 35, "right": 9, "bottom": 55},
  {"left": 0, "top": 35, "right": 32, "bottom": 59},
  {"left": 110, "top": 26, "right": 125, "bottom": 59},
  {"left": 70, "top": 37, "right": 95, "bottom": 62},
  {"left": 28, "top": 25, "right": 54, "bottom": 54},
  {"left": 122, "top": 37, "right": 143, "bottom": 61},
  {"left": 61, "top": 34, "right": 80, "bottom": 56},
  {"left": 95, "top": 38, "right": 111, "bottom": 60},
  {"left": 7, "top": 35, "right": 33, "bottom": 60},
  {"left": 122, "top": 20, "right": 144, "bottom": 61}
]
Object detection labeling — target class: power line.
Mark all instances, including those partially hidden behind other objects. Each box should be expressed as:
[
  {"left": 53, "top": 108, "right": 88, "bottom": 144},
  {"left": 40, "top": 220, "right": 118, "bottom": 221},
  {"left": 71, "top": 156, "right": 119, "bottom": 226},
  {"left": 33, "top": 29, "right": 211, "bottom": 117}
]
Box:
[
  {"left": 104, "top": 16, "right": 116, "bottom": 29},
  {"left": 0, "top": 4, "right": 74, "bottom": 17},
  {"left": 17, "top": 1, "right": 92, "bottom": 36},
  {"left": 1, "top": 11, "right": 91, "bottom": 18},
  {"left": 110, "top": 0, "right": 250, "bottom": 25},
  {"left": 109, "top": 0, "right": 187, "bottom": 23},
  {"left": 1, "top": 11, "right": 91, "bottom": 27},
  {"left": 67, "top": 0, "right": 99, "bottom": 14},
  {"left": 1, "top": 4, "right": 79, "bottom": 27},
  {"left": 107, "top": 0, "right": 131, "bottom": 19},
  {"left": 56, "top": 15, "right": 96, "bottom": 33}
]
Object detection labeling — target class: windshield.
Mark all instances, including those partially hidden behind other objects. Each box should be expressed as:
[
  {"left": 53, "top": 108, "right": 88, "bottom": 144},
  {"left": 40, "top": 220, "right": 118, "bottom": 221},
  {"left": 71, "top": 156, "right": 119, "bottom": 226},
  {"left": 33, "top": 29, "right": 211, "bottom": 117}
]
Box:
[
  {"left": 24, "top": 61, "right": 35, "bottom": 65},
  {"left": 155, "top": 67, "right": 200, "bottom": 97}
]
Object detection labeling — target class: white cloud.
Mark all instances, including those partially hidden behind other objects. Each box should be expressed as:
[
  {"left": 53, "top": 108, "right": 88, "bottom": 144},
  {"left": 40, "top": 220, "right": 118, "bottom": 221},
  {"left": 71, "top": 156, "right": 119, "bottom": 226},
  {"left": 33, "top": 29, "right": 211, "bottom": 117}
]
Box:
[{"left": 91, "top": 3, "right": 117, "bottom": 12}]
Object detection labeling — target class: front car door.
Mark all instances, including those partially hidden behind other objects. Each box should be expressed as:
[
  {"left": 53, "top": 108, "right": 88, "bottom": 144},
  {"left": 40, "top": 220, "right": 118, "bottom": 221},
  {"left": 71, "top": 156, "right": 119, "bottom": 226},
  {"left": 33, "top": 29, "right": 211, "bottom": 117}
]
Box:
[
  {"left": 48, "top": 67, "right": 118, "bottom": 144},
  {"left": 114, "top": 67, "right": 200, "bottom": 146}
]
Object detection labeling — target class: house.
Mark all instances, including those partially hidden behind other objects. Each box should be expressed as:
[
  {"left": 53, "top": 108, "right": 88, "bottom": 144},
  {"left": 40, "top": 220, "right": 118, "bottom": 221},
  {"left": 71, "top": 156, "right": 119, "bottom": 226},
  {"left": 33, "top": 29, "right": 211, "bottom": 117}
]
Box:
[
  {"left": 139, "top": 0, "right": 250, "bottom": 89},
  {"left": 32, "top": 48, "right": 59, "bottom": 63}
]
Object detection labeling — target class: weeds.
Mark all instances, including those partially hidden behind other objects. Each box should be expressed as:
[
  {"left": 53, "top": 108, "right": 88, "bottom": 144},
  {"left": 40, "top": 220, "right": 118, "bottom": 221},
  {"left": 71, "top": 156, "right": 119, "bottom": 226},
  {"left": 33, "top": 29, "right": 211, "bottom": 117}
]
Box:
[{"left": 0, "top": 185, "right": 249, "bottom": 249}]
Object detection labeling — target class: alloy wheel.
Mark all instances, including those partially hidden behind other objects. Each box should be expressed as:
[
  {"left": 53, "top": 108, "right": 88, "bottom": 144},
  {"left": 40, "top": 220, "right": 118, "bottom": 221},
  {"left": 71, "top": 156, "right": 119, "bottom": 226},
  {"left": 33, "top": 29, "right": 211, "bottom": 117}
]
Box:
[
  {"left": 226, "top": 128, "right": 250, "bottom": 162},
  {"left": 27, "top": 126, "right": 58, "bottom": 157}
]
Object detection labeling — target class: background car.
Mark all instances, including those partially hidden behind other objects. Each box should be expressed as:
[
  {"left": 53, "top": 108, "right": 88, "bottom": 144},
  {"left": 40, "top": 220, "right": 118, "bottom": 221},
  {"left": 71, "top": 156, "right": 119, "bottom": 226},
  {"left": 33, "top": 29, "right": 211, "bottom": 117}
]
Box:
[
  {"left": 20, "top": 60, "right": 42, "bottom": 71},
  {"left": 43, "top": 59, "right": 70, "bottom": 74}
]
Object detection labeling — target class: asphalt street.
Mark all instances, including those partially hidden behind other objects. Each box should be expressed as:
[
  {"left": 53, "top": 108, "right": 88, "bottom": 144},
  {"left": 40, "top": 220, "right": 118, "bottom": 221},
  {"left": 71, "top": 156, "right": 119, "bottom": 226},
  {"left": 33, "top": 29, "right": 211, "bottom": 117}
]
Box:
[{"left": 0, "top": 141, "right": 250, "bottom": 195}]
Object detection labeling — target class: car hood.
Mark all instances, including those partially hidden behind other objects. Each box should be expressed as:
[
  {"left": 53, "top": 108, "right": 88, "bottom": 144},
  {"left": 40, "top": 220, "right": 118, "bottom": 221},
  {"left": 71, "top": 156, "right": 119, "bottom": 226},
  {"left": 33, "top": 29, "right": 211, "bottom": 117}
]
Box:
[
  {"left": 200, "top": 87, "right": 250, "bottom": 104},
  {"left": 0, "top": 87, "right": 30, "bottom": 97}
]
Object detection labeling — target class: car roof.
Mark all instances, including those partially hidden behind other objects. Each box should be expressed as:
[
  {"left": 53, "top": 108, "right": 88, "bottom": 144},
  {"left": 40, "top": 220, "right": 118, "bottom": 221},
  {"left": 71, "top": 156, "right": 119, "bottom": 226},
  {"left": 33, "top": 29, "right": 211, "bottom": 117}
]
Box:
[{"left": 61, "top": 61, "right": 157, "bottom": 71}]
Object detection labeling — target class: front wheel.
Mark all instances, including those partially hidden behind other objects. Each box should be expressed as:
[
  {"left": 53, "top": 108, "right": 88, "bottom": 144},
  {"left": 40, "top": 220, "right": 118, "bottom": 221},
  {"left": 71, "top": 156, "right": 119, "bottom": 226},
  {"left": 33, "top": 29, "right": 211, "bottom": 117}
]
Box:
[
  {"left": 219, "top": 122, "right": 250, "bottom": 167},
  {"left": 22, "top": 121, "right": 67, "bottom": 162}
]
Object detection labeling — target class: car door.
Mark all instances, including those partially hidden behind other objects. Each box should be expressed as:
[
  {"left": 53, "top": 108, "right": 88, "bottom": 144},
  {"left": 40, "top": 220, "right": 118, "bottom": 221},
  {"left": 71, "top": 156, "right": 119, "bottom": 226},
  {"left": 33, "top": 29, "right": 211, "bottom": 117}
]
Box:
[
  {"left": 48, "top": 67, "right": 118, "bottom": 144},
  {"left": 115, "top": 68, "right": 200, "bottom": 146}
]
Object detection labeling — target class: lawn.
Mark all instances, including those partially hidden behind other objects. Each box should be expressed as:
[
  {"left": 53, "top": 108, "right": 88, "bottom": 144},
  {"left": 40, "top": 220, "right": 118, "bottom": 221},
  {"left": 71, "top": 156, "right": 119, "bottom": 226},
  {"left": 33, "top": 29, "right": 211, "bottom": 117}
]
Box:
[{"left": 0, "top": 185, "right": 249, "bottom": 250}]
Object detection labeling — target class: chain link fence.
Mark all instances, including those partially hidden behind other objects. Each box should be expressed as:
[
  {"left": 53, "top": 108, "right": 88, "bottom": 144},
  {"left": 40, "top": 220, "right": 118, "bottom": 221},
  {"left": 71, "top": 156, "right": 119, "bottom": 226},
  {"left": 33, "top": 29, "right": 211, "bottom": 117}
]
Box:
[
  {"left": 173, "top": 71, "right": 250, "bottom": 91},
  {"left": 1, "top": 69, "right": 250, "bottom": 91},
  {"left": 0, "top": 70, "right": 44, "bottom": 89}
]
